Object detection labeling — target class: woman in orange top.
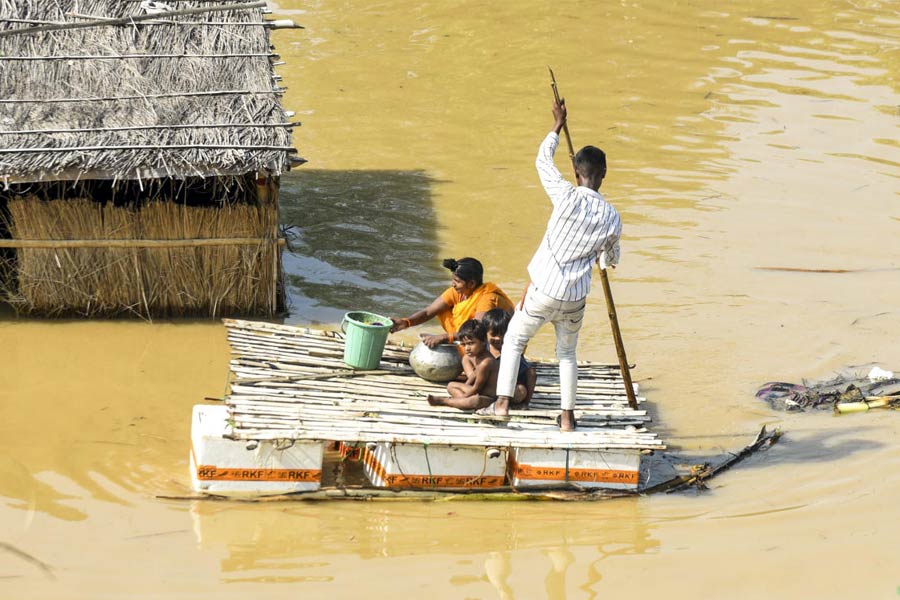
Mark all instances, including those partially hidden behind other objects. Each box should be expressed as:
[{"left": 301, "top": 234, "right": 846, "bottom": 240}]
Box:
[{"left": 390, "top": 257, "right": 514, "bottom": 348}]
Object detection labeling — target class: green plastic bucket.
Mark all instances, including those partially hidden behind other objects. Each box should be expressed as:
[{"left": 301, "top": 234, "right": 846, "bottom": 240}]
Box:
[{"left": 341, "top": 311, "right": 392, "bottom": 370}]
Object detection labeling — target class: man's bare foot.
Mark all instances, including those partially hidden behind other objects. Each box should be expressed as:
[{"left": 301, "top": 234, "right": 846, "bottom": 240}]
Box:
[
  {"left": 558, "top": 409, "right": 576, "bottom": 431},
  {"left": 494, "top": 396, "right": 511, "bottom": 416},
  {"left": 427, "top": 394, "right": 447, "bottom": 406}
]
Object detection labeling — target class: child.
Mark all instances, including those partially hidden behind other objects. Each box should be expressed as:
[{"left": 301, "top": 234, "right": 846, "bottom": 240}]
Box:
[
  {"left": 481, "top": 308, "right": 536, "bottom": 411},
  {"left": 427, "top": 319, "right": 497, "bottom": 410}
]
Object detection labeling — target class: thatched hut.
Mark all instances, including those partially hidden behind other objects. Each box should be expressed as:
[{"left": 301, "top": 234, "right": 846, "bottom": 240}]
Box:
[{"left": 0, "top": 1, "right": 302, "bottom": 318}]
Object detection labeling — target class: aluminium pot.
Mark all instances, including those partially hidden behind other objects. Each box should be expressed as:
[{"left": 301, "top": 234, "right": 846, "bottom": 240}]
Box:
[{"left": 408, "top": 341, "right": 463, "bottom": 383}]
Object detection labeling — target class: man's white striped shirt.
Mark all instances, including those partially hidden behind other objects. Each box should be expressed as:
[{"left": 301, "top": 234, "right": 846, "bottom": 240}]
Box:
[{"left": 527, "top": 132, "right": 621, "bottom": 301}]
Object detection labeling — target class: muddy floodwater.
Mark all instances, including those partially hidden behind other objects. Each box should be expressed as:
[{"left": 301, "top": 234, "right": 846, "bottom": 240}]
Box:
[{"left": 2, "top": 1, "right": 900, "bottom": 598}]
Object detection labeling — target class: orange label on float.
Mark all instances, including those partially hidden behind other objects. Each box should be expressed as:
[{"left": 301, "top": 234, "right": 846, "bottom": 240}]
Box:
[
  {"left": 192, "top": 445, "right": 321, "bottom": 482},
  {"left": 363, "top": 448, "right": 505, "bottom": 488},
  {"left": 195, "top": 464, "right": 322, "bottom": 482},
  {"left": 509, "top": 459, "right": 638, "bottom": 484}
]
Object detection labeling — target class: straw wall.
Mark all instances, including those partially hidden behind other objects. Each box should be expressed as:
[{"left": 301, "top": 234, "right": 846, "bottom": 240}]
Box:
[{"left": 1, "top": 193, "right": 282, "bottom": 318}]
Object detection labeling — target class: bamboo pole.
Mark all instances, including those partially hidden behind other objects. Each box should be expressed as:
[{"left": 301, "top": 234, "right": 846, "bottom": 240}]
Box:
[
  {"left": 225, "top": 405, "right": 651, "bottom": 429},
  {"left": 227, "top": 365, "right": 630, "bottom": 399},
  {"left": 224, "top": 323, "right": 624, "bottom": 369},
  {"left": 0, "top": 144, "right": 296, "bottom": 154},
  {"left": 225, "top": 403, "right": 651, "bottom": 432},
  {"left": 267, "top": 175, "right": 279, "bottom": 315},
  {"left": 230, "top": 378, "right": 641, "bottom": 406},
  {"left": 0, "top": 89, "right": 284, "bottom": 104},
  {"left": 119, "top": 0, "right": 269, "bottom": 2},
  {"left": 225, "top": 398, "right": 654, "bottom": 433},
  {"left": 598, "top": 268, "right": 639, "bottom": 408},
  {"left": 232, "top": 354, "right": 644, "bottom": 406},
  {"left": 225, "top": 417, "right": 662, "bottom": 443},
  {"left": 226, "top": 397, "right": 646, "bottom": 421},
  {"left": 218, "top": 320, "right": 662, "bottom": 448},
  {"left": 228, "top": 375, "right": 639, "bottom": 403},
  {"left": 235, "top": 369, "right": 415, "bottom": 382},
  {"left": 227, "top": 402, "right": 647, "bottom": 425},
  {"left": 0, "top": 2, "right": 267, "bottom": 38},
  {"left": 548, "top": 67, "right": 639, "bottom": 411},
  {"left": 0, "top": 53, "right": 276, "bottom": 61},
  {"left": 228, "top": 371, "right": 640, "bottom": 404},
  {"left": 227, "top": 430, "right": 662, "bottom": 449},
  {"left": 0, "top": 122, "right": 300, "bottom": 136},
  {"left": 225, "top": 402, "right": 651, "bottom": 427},
  {"left": 270, "top": 176, "right": 283, "bottom": 313},
  {"left": 65, "top": 17, "right": 293, "bottom": 28},
  {"left": 229, "top": 400, "right": 646, "bottom": 422},
  {"left": 227, "top": 395, "right": 647, "bottom": 421},
  {"left": 0, "top": 238, "right": 287, "bottom": 249},
  {"left": 157, "top": 484, "right": 631, "bottom": 502}
]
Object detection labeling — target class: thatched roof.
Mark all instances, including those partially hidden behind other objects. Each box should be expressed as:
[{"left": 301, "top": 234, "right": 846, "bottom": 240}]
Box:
[{"left": 0, "top": 1, "right": 300, "bottom": 184}]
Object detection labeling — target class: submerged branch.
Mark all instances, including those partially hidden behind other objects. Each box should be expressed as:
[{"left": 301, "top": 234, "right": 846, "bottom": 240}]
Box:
[{"left": 646, "top": 426, "right": 782, "bottom": 494}]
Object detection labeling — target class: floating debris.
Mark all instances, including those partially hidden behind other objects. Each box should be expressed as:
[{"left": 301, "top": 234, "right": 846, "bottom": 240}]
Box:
[{"left": 757, "top": 366, "right": 900, "bottom": 412}]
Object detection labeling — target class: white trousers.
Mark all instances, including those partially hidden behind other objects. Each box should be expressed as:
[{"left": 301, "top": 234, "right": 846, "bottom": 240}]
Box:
[{"left": 497, "top": 285, "right": 586, "bottom": 410}]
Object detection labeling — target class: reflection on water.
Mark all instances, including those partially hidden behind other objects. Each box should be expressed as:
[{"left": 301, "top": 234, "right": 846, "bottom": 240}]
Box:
[
  {"left": 189, "top": 499, "right": 657, "bottom": 597},
  {"left": 280, "top": 170, "right": 447, "bottom": 326},
  {"left": 0, "top": 321, "right": 229, "bottom": 522}
]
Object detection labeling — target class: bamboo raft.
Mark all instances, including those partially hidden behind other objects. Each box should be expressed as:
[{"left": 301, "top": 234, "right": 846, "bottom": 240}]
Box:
[{"left": 223, "top": 319, "right": 665, "bottom": 452}]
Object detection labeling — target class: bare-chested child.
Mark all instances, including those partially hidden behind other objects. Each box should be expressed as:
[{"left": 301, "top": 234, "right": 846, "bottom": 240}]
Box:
[
  {"left": 427, "top": 319, "right": 497, "bottom": 410},
  {"left": 481, "top": 308, "right": 536, "bottom": 412}
]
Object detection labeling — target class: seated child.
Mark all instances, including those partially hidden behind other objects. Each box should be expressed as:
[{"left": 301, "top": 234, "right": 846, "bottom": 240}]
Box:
[
  {"left": 481, "top": 308, "right": 536, "bottom": 409},
  {"left": 427, "top": 319, "right": 498, "bottom": 410}
]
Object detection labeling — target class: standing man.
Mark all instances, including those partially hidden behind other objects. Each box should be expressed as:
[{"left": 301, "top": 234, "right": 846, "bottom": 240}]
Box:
[{"left": 493, "top": 98, "right": 621, "bottom": 431}]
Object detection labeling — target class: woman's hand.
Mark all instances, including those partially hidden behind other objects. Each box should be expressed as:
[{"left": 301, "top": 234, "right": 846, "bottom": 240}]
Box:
[
  {"left": 389, "top": 318, "right": 403, "bottom": 333},
  {"left": 390, "top": 296, "right": 450, "bottom": 335},
  {"left": 421, "top": 334, "right": 444, "bottom": 348},
  {"left": 389, "top": 317, "right": 410, "bottom": 333}
]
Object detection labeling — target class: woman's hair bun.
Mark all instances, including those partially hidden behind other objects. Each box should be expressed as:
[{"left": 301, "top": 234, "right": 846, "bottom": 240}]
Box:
[{"left": 441, "top": 257, "right": 483, "bottom": 285}]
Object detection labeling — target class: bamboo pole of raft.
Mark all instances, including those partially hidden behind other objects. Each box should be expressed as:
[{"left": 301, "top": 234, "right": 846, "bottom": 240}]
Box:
[
  {"left": 226, "top": 393, "right": 649, "bottom": 422},
  {"left": 158, "top": 485, "right": 636, "bottom": 502},
  {"left": 226, "top": 318, "right": 625, "bottom": 369},
  {"left": 228, "top": 376, "right": 641, "bottom": 406},
  {"left": 548, "top": 67, "right": 639, "bottom": 411},
  {"left": 217, "top": 321, "right": 663, "bottom": 450},
  {"left": 225, "top": 323, "right": 626, "bottom": 370}
]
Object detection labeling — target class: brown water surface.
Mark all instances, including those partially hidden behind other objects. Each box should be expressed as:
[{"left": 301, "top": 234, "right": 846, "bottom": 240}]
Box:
[{"left": 2, "top": 1, "right": 899, "bottom": 598}]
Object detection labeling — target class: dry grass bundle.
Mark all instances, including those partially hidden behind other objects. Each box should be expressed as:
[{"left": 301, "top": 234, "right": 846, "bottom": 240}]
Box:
[
  {"left": 0, "top": 1, "right": 295, "bottom": 183},
  {"left": 2, "top": 195, "right": 281, "bottom": 318}
]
